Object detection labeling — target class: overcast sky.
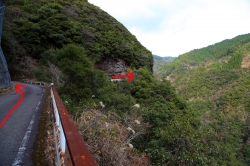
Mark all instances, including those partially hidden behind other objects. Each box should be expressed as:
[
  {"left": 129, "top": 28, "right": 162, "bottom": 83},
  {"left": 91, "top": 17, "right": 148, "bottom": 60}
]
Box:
[{"left": 88, "top": 0, "right": 250, "bottom": 57}]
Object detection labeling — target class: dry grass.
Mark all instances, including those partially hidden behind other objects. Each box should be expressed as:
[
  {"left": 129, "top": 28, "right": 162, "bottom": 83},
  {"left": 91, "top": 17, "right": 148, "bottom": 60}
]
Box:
[
  {"left": 242, "top": 54, "right": 250, "bottom": 68},
  {"left": 75, "top": 108, "right": 151, "bottom": 166},
  {"left": 0, "top": 84, "right": 14, "bottom": 94}
]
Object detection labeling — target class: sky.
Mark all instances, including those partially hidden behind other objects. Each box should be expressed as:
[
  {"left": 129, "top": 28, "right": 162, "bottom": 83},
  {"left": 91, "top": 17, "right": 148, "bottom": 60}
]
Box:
[{"left": 88, "top": 0, "right": 250, "bottom": 57}]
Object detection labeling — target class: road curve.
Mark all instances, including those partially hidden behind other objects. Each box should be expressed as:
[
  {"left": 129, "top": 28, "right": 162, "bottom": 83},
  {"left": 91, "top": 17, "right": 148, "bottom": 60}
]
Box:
[{"left": 0, "top": 82, "right": 45, "bottom": 166}]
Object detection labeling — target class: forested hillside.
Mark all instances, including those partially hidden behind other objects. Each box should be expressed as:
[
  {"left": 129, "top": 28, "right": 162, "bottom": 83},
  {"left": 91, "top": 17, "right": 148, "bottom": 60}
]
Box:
[
  {"left": 153, "top": 54, "right": 176, "bottom": 78},
  {"left": 3, "top": 0, "right": 250, "bottom": 165},
  {"left": 156, "top": 33, "right": 250, "bottom": 165},
  {"left": 2, "top": 0, "right": 153, "bottom": 81},
  {"left": 158, "top": 33, "right": 250, "bottom": 78},
  {"left": 1, "top": 0, "right": 198, "bottom": 165}
]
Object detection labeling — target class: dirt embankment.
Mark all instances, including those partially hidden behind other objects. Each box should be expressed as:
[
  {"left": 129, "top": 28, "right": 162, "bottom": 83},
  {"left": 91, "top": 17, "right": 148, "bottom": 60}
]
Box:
[{"left": 242, "top": 54, "right": 250, "bottom": 68}]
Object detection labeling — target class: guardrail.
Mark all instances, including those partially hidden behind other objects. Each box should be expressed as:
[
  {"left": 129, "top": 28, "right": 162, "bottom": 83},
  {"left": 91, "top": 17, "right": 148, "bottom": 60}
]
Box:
[
  {"left": 50, "top": 84, "right": 97, "bottom": 166},
  {"left": 21, "top": 79, "right": 49, "bottom": 86}
]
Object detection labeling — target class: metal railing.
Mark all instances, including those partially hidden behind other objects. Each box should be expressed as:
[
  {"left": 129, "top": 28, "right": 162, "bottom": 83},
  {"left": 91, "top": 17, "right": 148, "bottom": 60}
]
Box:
[
  {"left": 21, "top": 79, "right": 49, "bottom": 86},
  {"left": 50, "top": 84, "right": 97, "bottom": 166}
]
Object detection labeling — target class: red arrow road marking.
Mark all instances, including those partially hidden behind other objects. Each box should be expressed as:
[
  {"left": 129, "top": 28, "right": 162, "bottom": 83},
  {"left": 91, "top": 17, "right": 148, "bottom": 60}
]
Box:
[
  {"left": 0, "top": 84, "right": 26, "bottom": 128},
  {"left": 111, "top": 71, "right": 134, "bottom": 82}
]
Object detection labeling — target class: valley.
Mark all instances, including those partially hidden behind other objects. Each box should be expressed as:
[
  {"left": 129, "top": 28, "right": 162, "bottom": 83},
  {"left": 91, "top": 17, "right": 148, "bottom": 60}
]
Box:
[
  {"left": 1, "top": 0, "right": 250, "bottom": 165},
  {"left": 155, "top": 33, "right": 250, "bottom": 165}
]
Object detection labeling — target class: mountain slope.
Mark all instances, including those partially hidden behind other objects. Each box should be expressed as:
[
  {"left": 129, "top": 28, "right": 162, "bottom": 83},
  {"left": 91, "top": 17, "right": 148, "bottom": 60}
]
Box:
[
  {"left": 157, "top": 33, "right": 250, "bottom": 165},
  {"left": 3, "top": 0, "right": 153, "bottom": 81},
  {"left": 1, "top": 1, "right": 194, "bottom": 165},
  {"left": 4, "top": 0, "right": 250, "bottom": 165},
  {"left": 152, "top": 55, "right": 176, "bottom": 78}
]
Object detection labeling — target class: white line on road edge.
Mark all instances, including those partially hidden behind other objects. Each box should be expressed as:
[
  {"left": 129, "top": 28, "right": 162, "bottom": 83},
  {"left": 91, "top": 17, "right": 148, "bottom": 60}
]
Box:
[{"left": 12, "top": 89, "right": 45, "bottom": 166}]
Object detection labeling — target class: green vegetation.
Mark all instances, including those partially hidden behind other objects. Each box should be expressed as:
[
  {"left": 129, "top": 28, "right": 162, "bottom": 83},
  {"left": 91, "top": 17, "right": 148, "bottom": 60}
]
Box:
[
  {"left": 2, "top": 0, "right": 185, "bottom": 165},
  {"left": 156, "top": 33, "right": 250, "bottom": 165},
  {"left": 158, "top": 33, "right": 250, "bottom": 78},
  {"left": 3, "top": 0, "right": 153, "bottom": 80},
  {"left": 3, "top": 0, "right": 250, "bottom": 165},
  {"left": 153, "top": 55, "right": 176, "bottom": 79}
]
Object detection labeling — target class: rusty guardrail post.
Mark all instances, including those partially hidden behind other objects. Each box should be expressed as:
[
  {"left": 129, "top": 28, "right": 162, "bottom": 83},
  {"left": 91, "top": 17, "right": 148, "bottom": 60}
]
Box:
[
  {"left": 51, "top": 84, "right": 67, "bottom": 165},
  {"left": 50, "top": 83, "right": 97, "bottom": 166}
]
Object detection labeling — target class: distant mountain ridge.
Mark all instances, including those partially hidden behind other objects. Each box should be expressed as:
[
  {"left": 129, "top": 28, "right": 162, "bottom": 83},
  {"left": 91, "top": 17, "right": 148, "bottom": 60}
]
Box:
[
  {"left": 1, "top": 1, "right": 187, "bottom": 165},
  {"left": 155, "top": 33, "right": 250, "bottom": 165},
  {"left": 157, "top": 33, "right": 250, "bottom": 78},
  {"left": 153, "top": 54, "right": 176, "bottom": 61},
  {"left": 153, "top": 55, "right": 176, "bottom": 78},
  {"left": 4, "top": 0, "right": 250, "bottom": 164}
]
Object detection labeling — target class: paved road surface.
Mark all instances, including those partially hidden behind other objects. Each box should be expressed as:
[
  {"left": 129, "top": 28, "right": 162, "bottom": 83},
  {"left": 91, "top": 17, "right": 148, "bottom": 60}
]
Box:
[{"left": 0, "top": 82, "right": 45, "bottom": 166}]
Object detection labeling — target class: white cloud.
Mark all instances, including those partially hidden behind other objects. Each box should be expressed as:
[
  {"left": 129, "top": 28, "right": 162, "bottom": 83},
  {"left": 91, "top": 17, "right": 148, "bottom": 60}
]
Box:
[
  {"left": 89, "top": 0, "right": 158, "bottom": 19},
  {"left": 88, "top": 0, "right": 250, "bottom": 57}
]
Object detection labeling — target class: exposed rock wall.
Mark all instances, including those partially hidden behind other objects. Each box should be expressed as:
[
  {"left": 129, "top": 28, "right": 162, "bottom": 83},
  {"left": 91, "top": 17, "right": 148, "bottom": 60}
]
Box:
[
  {"left": 0, "top": 3, "right": 11, "bottom": 88},
  {"left": 94, "top": 58, "right": 127, "bottom": 76},
  {"left": 0, "top": 49, "right": 11, "bottom": 88}
]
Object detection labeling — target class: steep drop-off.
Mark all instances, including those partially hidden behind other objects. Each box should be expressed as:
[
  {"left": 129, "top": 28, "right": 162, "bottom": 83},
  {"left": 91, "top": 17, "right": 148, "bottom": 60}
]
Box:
[
  {"left": 1, "top": 1, "right": 190, "bottom": 165},
  {"left": 5, "top": 0, "right": 248, "bottom": 165},
  {"left": 156, "top": 33, "right": 250, "bottom": 165}
]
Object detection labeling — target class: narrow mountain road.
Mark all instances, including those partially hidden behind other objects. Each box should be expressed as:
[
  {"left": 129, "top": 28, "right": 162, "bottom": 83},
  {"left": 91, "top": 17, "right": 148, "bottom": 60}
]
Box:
[{"left": 0, "top": 82, "right": 45, "bottom": 166}]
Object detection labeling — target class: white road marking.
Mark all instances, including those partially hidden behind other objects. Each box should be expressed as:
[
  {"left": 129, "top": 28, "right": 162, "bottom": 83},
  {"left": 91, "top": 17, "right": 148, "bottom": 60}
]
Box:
[{"left": 12, "top": 89, "right": 45, "bottom": 166}]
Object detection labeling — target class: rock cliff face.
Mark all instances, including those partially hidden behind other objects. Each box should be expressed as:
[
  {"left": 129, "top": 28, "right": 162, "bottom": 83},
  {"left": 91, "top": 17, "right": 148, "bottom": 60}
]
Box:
[
  {"left": 0, "top": 49, "right": 11, "bottom": 88},
  {"left": 94, "top": 58, "right": 127, "bottom": 76},
  {"left": 0, "top": 3, "right": 11, "bottom": 88}
]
